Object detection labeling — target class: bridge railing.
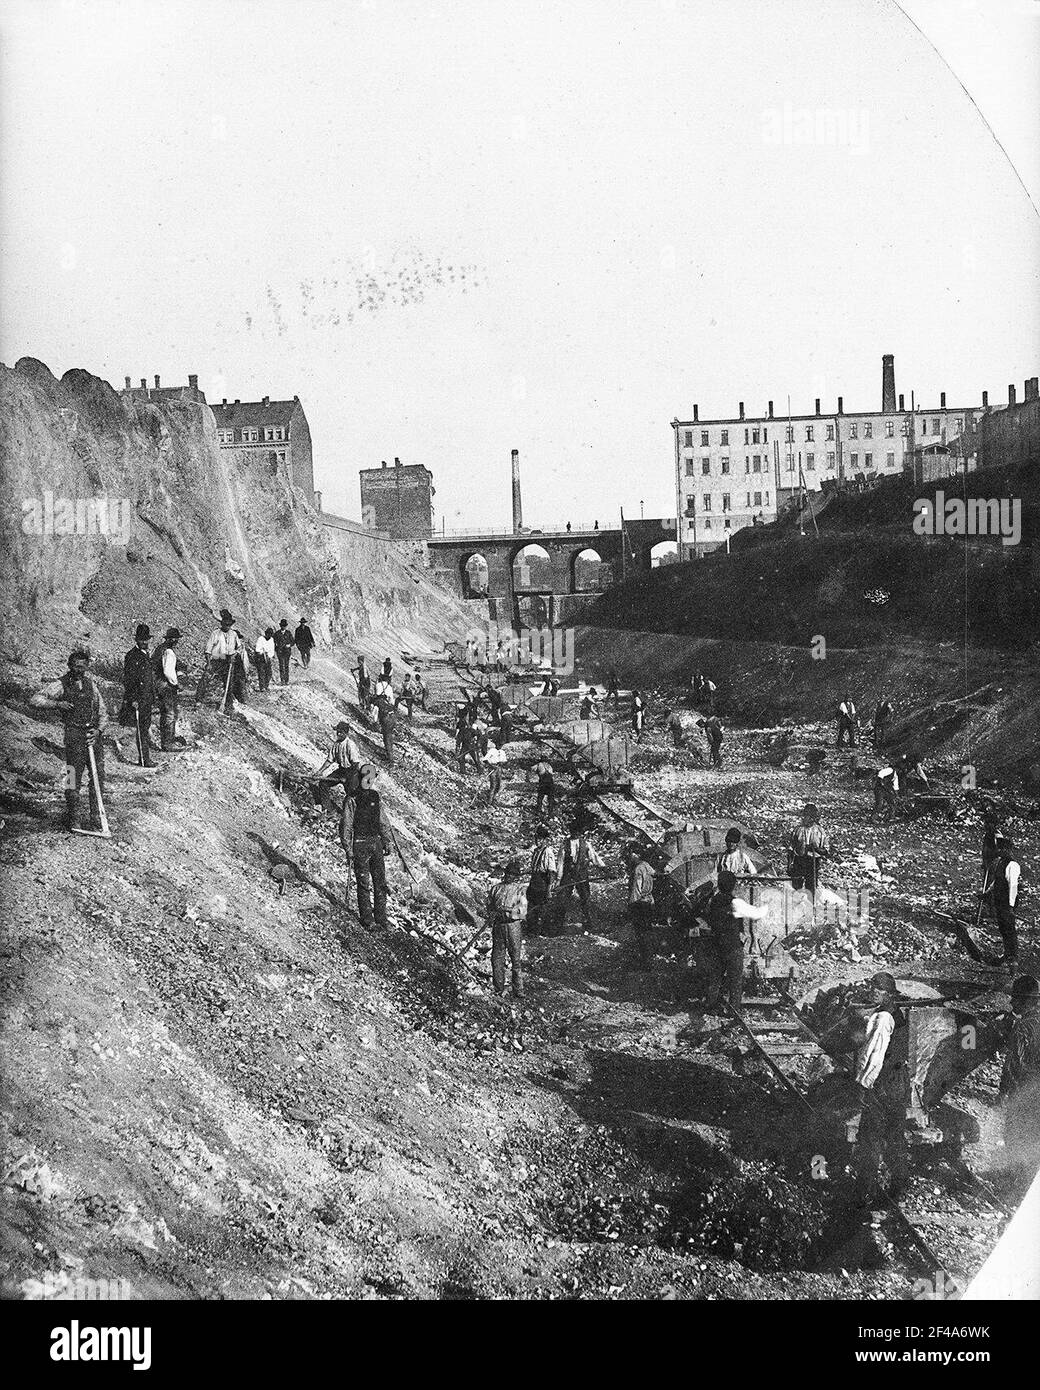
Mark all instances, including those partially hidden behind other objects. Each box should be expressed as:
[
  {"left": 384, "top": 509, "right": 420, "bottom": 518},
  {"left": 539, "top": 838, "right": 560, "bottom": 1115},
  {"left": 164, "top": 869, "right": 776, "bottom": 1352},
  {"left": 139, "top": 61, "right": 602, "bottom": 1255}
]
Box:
[{"left": 434, "top": 521, "right": 610, "bottom": 540}]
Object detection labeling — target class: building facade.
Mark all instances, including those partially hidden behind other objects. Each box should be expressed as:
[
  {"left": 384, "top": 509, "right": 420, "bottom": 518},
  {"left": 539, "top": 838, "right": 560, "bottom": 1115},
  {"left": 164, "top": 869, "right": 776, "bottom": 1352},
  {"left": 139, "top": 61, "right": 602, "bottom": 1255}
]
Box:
[
  {"left": 671, "top": 355, "right": 988, "bottom": 558},
  {"left": 210, "top": 395, "right": 315, "bottom": 502},
  {"left": 121, "top": 373, "right": 207, "bottom": 406},
  {"left": 359, "top": 459, "right": 434, "bottom": 540}
]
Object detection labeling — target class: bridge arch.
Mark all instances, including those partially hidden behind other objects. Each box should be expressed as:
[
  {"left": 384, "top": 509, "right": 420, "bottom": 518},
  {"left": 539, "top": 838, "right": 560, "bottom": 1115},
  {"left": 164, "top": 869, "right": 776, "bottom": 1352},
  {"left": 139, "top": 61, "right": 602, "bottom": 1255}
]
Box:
[
  {"left": 511, "top": 542, "right": 553, "bottom": 593},
  {"left": 570, "top": 546, "right": 608, "bottom": 593},
  {"left": 650, "top": 540, "right": 678, "bottom": 567},
  {"left": 461, "top": 551, "right": 490, "bottom": 598}
]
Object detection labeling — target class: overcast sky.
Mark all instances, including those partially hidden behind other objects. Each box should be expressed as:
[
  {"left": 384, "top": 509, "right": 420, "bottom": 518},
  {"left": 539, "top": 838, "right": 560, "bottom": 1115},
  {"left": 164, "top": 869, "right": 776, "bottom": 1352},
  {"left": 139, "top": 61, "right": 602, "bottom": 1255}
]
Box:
[{"left": 2, "top": 0, "right": 1038, "bottom": 529}]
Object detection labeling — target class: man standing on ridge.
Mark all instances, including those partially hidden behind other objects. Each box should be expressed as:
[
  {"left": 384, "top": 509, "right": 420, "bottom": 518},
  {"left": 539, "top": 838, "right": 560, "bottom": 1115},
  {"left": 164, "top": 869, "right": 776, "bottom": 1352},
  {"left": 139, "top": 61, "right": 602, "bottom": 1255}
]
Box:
[
  {"left": 32, "top": 650, "right": 109, "bottom": 832},
  {"left": 274, "top": 619, "right": 295, "bottom": 685},
  {"left": 153, "top": 626, "right": 187, "bottom": 750},
  {"left": 788, "top": 802, "right": 831, "bottom": 895},
  {"left": 486, "top": 859, "right": 528, "bottom": 999},
  {"left": 205, "top": 609, "right": 247, "bottom": 709},
  {"left": 254, "top": 627, "right": 275, "bottom": 693},
  {"left": 120, "top": 623, "right": 157, "bottom": 768},
  {"left": 294, "top": 618, "right": 315, "bottom": 668},
  {"left": 340, "top": 764, "right": 392, "bottom": 933}
]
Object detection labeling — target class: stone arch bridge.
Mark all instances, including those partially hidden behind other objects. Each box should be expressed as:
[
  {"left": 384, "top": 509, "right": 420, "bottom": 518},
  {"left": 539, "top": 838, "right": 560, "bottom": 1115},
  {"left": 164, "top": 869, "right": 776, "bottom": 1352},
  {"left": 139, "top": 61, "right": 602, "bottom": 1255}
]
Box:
[{"left": 427, "top": 518, "right": 675, "bottom": 623}]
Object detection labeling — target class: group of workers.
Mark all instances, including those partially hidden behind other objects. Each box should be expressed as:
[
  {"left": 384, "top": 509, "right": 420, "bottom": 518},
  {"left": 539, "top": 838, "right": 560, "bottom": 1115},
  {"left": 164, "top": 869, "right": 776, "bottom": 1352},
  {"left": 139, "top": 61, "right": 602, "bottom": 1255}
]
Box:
[{"left": 836, "top": 693, "right": 896, "bottom": 751}]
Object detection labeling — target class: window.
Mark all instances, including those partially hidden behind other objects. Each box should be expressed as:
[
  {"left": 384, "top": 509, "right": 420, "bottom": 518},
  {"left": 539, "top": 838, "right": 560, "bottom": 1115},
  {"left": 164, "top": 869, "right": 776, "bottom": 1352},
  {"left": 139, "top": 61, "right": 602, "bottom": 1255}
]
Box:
[
  {"left": 827, "top": 451, "right": 836, "bottom": 468},
  {"left": 764, "top": 491, "right": 770, "bottom": 504},
  {"left": 826, "top": 423, "right": 835, "bottom": 441},
  {"left": 724, "top": 519, "right": 731, "bottom": 530},
  {"left": 745, "top": 456, "right": 751, "bottom": 474},
  {"left": 275, "top": 427, "right": 284, "bottom": 441},
  {"left": 687, "top": 520, "right": 695, "bottom": 531},
  {"left": 805, "top": 425, "right": 814, "bottom": 442},
  {"left": 702, "top": 494, "right": 712, "bottom": 511},
  {"left": 786, "top": 452, "right": 795, "bottom": 472},
  {"left": 701, "top": 430, "right": 709, "bottom": 447},
  {"left": 685, "top": 497, "right": 696, "bottom": 516},
  {"left": 704, "top": 519, "right": 712, "bottom": 530},
  {"left": 763, "top": 427, "right": 768, "bottom": 443},
  {"left": 753, "top": 491, "right": 762, "bottom": 507},
  {"left": 722, "top": 493, "right": 731, "bottom": 511},
  {"left": 885, "top": 420, "right": 894, "bottom": 437},
  {"left": 954, "top": 417, "right": 962, "bottom": 432},
  {"left": 864, "top": 421, "right": 873, "bottom": 438},
  {"left": 684, "top": 430, "right": 693, "bottom": 447},
  {"left": 720, "top": 456, "right": 730, "bottom": 474},
  {"left": 720, "top": 429, "right": 729, "bottom": 445},
  {"left": 785, "top": 426, "right": 794, "bottom": 443},
  {"left": 850, "top": 453, "right": 859, "bottom": 467},
  {"left": 850, "top": 423, "right": 858, "bottom": 438},
  {"left": 901, "top": 421, "right": 910, "bottom": 436},
  {"left": 751, "top": 428, "right": 760, "bottom": 444},
  {"left": 865, "top": 453, "right": 872, "bottom": 468},
  {"left": 746, "top": 492, "right": 752, "bottom": 507},
  {"left": 701, "top": 457, "right": 711, "bottom": 475},
  {"left": 886, "top": 452, "right": 895, "bottom": 468},
  {"left": 932, "top": 418, "right": 940, "bottom": 435},
  {"left": 806, "top": 452, "right": 815, "bottom": 470},
  {"left": 744, "top": 429, "right": 750, "bottom": 445},
  {"left": 685, "top": 459, "right": 695, "bottom": 477}
]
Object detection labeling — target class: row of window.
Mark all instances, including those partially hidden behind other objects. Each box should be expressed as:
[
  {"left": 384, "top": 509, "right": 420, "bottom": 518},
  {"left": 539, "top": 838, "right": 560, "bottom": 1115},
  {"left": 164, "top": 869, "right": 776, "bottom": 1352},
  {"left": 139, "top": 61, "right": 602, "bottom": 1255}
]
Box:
[
  {"left": 684, "top": 416, "right": 963, "bottom": 449},
  {"left": 685, "top": 490, "right": 771, "bottom": 515},
  {"left": 217, "top": 426, "right": 287, "bottom": 445},
  {"left": 687, "top": 445, "right": 904, "bottom": 479}
]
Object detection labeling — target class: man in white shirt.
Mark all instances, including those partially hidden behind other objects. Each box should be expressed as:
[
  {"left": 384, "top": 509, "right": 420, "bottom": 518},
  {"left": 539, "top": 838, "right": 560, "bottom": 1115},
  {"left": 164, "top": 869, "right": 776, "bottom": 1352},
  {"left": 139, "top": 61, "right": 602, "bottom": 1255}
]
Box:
[
  {"left": 526, "top": 825, "right": 558, "bottom": 935},
  {"left": 714, "top": 827, "right": 757, "bottom": 882},
  {"left": 154, "top": 626, "right": 187, "bottom": 749},
  {"left": 205, "top": 609, "right": 247, "bottom": 709},
  {"left": 627, "top": 845, "right": 657, "bottom": 968},
  {"left": 986, "top": 835, "right": 1022, "bottom": 966},
  {"left": 704, "top": 870, "right": 769, "bottom": 1012},
  {"left": 836, "top": 697, "right": 858, "bottom": 747},
  {"left": 254, "top": 627, "right": 275, "bottom": 693},
  {"left": 313, "top": 720, "right": 364, "bottom": 807},
  {"left": 852, "top": 973, "right": 910, "bottom": 1208},
  {"left": 557, "top": 822, "right": 605, "bottom": 933}
]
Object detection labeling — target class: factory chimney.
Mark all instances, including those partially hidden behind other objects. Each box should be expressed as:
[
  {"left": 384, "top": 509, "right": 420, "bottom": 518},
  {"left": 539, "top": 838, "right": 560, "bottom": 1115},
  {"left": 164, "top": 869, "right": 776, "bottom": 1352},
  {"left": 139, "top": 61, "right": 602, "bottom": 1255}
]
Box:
[
  {"left": 882, "top": 354, "right": 896, "bottom": 413},
  {"left": 511, "top": 449, "right": 523, "bottom": 533}
]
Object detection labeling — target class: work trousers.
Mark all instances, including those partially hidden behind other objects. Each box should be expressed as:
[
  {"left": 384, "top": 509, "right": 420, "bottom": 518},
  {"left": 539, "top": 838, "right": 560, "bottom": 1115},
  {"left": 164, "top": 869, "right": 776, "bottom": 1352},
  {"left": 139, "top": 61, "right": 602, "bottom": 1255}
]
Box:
[
  {"left": 277, "top": 648, "right": 291, "bottom": 684},
  {"left": 487, "top": 769, "right": 502, "bottom": 804},
  {"left": 131, "top": 702, "right": 156, "bottom": 766},
  {"left": 670, "top": 727, "right": 684, "bottom": 748},
  {"left": 299, "top": 646, "right": 312, "bottom": 668},
  {"left": 536, "top": 777, "right": 555, "bottom": 816},
  {"left": 526, "top": 872, "right": 553, "bottom": 933},
  {"left": 558, "top": 878, "right": 591, "bottom": 932},
  {"left": 491, "top": 916, "right": 524, "bottom": 996},
  {"left": 873, "top": 721, "right": 888, "bottom": 750},
  {"left": 457, "top": 745, "right": 481, "bottom": 775},
  {"left": 255, "top": 655, "right": 272, "bottom": 692},
  {"left": 63, "top": 727, "right": 105, "bottom": 827},
  {"left": 159, "top": 687, "right": 180, "bottom": 749},
  {"left": 352, "top": 836, "right": 388, "bottom": 930},
  {"left": 705, "top": 941, "right": 745, "bottom": 1012},
  {"left": 836, "top": 716, "right": 857, "bottom": 747},
  {"left": 708, "top": 736, "right": 722, "bottom": 768},
  {"left": 211, "top": 656, "right": 247, "bottom": 708},
  {"left": 853, "top": 1089, "right": 909, "bottom": 1207},
  {"left": 381, "top": 720, "right": 396, "bottom": 764},
  {"left": 992, "top": 904, "right": 1018, "bottom": 963},
  {"left": 630, "top": 900, "right": 655, "bottom": 966},
  {"left": 790, "top": 854, "right": 820, "bottom": 894},
  {"left": 873, "top": 782, "right": 896, "bottom": 822}
]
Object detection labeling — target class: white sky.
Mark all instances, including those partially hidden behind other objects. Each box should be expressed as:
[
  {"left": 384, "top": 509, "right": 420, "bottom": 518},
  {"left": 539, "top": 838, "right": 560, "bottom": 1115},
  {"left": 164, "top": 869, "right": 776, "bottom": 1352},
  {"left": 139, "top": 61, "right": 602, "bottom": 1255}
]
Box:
[{"left": 2, "top": 0, "right": 1038, "bottom": 528}]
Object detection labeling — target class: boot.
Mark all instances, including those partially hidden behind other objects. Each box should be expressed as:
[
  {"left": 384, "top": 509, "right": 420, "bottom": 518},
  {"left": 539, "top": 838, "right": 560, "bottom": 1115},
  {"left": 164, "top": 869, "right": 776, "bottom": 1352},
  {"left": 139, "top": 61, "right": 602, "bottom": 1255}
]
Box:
[{"left": 62, "top": 791, "right": 79, "bottom": 832}]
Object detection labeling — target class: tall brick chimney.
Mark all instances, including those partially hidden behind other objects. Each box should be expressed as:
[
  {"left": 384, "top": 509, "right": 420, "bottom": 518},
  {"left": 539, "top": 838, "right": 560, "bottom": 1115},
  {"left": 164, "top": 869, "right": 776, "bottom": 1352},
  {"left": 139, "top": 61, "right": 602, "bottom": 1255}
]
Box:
[
  {"left": 124, "top": 376, "right": 131, "bottom": 389},
  {"left": 140, "top": 379, "right": 147, "bottom": 389},
  {"left": 154, "top": 375, "right": 160, "bottom": 389},
  {"left": 738, "top": 402, "right": 745, "bottom": 420},
  {"left": 940, "top": 391, "right": 946, "bottom": 409},
  {"left": 693, "top": 405, "right": 699, "bottom": 422},
  {"left": 188, "top": 374, "right": 198, "bottom": 391},
  {"left": 837, "top": 396, "right": 844, "bottom": 415},
  {"left": 511, "top": 449, "right": 523, "bottom": 533},
  {"left": 815, "top": 398, "right": 821, "bottom": 416},
  {"left": 767, "top": 401, "right": 774, "bottom": 419},
  {"left": 882, "top": 354, "right": 896, "bottom": 413},
  {"left": 898, "top": 393, "right": 905, "bottom": 411},
  {"left": 1009, "top": 384, "right": 1017, "bottom": 406},
  {"left": 982, "top": 390, "right": 988, "bottom": 408}
]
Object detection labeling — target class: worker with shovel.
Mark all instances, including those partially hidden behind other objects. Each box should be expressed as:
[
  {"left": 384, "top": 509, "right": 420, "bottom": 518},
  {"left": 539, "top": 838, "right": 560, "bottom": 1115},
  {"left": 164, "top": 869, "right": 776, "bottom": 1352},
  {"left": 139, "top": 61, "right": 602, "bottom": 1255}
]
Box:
[
  {"left": 851, "top": 972, "right": 911, "bottom": 1211},
  {"left": 119, "top": 623, "right": 158, "bottom": 768},
  {"left": 340, "top": 764, "right": 392, "bottom": 932},
  {"left": 32, "top": 650, "right": 109, "bottom": 834},
  {"left": 205, "top": 609, "right": 247, "bottom": 710},
  {"left": 486, "top": 858, "right": 528, "bottom": 999}
]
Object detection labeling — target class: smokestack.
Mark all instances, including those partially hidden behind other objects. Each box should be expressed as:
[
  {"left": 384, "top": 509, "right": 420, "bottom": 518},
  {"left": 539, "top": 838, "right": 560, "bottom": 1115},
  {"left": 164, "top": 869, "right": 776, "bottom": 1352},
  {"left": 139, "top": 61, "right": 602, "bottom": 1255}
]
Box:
[
  {"left": 1026, "top": 377, "right": 1039, "bottom": 402},
  {"left": 188, "top": 374, "right": 198, "bottom": 391},
  {"left": 140, "top": 379, "right": 147, "bottom": 389},
  {"left": 394, "top": 456, "right": 401, "bottom": 468},
  {"left": 898, "top": 393, "right": 905, "bottom": 411},
  {"left": 738, "top": 402, "right": 745, "bottom": 420},
  {"left": 940, "top": 390, "right": 946, "bottom": 409},
  {"left": 767, "top": 401, "right": 774, "bottom": 419},
  {"left": 882, "top": 354, "right": 896, "bottom": 413},
  {"left": 511, "top": 448, "right": 523, "bottom": 533},
  {"left": 982, "top": 390, "right": 988, "bottom": 409},
  {"left": 154, "top": 375, "right": 161, "bottom": 389},
  {"left": 124, "top": 376, "right": 131, "bottom": 389},
  {"left": 1009, "top": 384, "right": 1017, "bottom": 407},
  {"left": 693, "top": 405, "right": 699, "bottom": 422},
  {"left": 815, "top": 398, "right": 820, "bottom": 416},
  {"left": 837, "top": 396, "right": 844, "bottom": 415}
]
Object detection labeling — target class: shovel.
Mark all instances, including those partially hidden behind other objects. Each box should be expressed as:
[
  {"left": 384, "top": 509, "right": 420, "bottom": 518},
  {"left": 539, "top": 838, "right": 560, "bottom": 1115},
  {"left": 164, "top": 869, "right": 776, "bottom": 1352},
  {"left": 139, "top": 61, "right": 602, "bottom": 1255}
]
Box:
[{"left": 71, "top": 741, "right": 112, "bottom": 840}]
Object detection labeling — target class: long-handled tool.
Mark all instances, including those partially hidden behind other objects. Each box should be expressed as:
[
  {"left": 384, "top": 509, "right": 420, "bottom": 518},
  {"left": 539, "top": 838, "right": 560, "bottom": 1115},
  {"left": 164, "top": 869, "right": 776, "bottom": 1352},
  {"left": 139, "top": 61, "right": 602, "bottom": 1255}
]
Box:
[
  {"left": 931, "top": 907, "right": 1003, "bottom": 968},
  {"left": 71, "top": 740, "right": 112, "bottom": 840},
  {"left": 221, "top": 656, "right": 235, "bottom": 714}
]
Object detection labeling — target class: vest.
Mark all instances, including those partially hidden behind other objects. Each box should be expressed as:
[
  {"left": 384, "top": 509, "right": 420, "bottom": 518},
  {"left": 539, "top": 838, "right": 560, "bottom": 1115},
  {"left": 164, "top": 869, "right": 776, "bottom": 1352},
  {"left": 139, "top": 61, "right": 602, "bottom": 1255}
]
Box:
[
  {"left": 992, "top": 856, "right": 1016, "bottom": 911},
  {"left": 562, "top": 838, "right": 590, "bottom": 881},
  {"left": 60, "top": 671, "right": 99, "bottom": 729},
  {"left": 707, "top": 892, "right": 744, "bottom": 950},
  {"left": 352, "top": 789, "right": 383, "bottom": 841}
]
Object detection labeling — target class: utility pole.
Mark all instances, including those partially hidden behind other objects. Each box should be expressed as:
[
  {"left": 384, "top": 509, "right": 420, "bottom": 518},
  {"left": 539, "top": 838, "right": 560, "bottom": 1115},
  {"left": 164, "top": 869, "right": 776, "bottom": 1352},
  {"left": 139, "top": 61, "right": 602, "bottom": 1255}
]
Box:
[{"left": 672, "top": 419, "right": 683, "bottom": 561}]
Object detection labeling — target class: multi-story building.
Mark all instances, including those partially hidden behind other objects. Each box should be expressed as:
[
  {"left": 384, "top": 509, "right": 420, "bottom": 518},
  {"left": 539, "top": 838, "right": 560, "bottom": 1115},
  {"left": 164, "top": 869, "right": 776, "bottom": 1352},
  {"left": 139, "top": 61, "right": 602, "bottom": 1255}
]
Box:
[
  {"left": 121, "top": 373, "right": 206, "bottom": 406},
  {"left": 671, "top": 355, "right": 988, "bottom": 558},
  {"left": 359, "top": 458, "right": 435, "bottom": 540},
  {"left": 210, "top": 394, "right": 315, "bottom": 502}
]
